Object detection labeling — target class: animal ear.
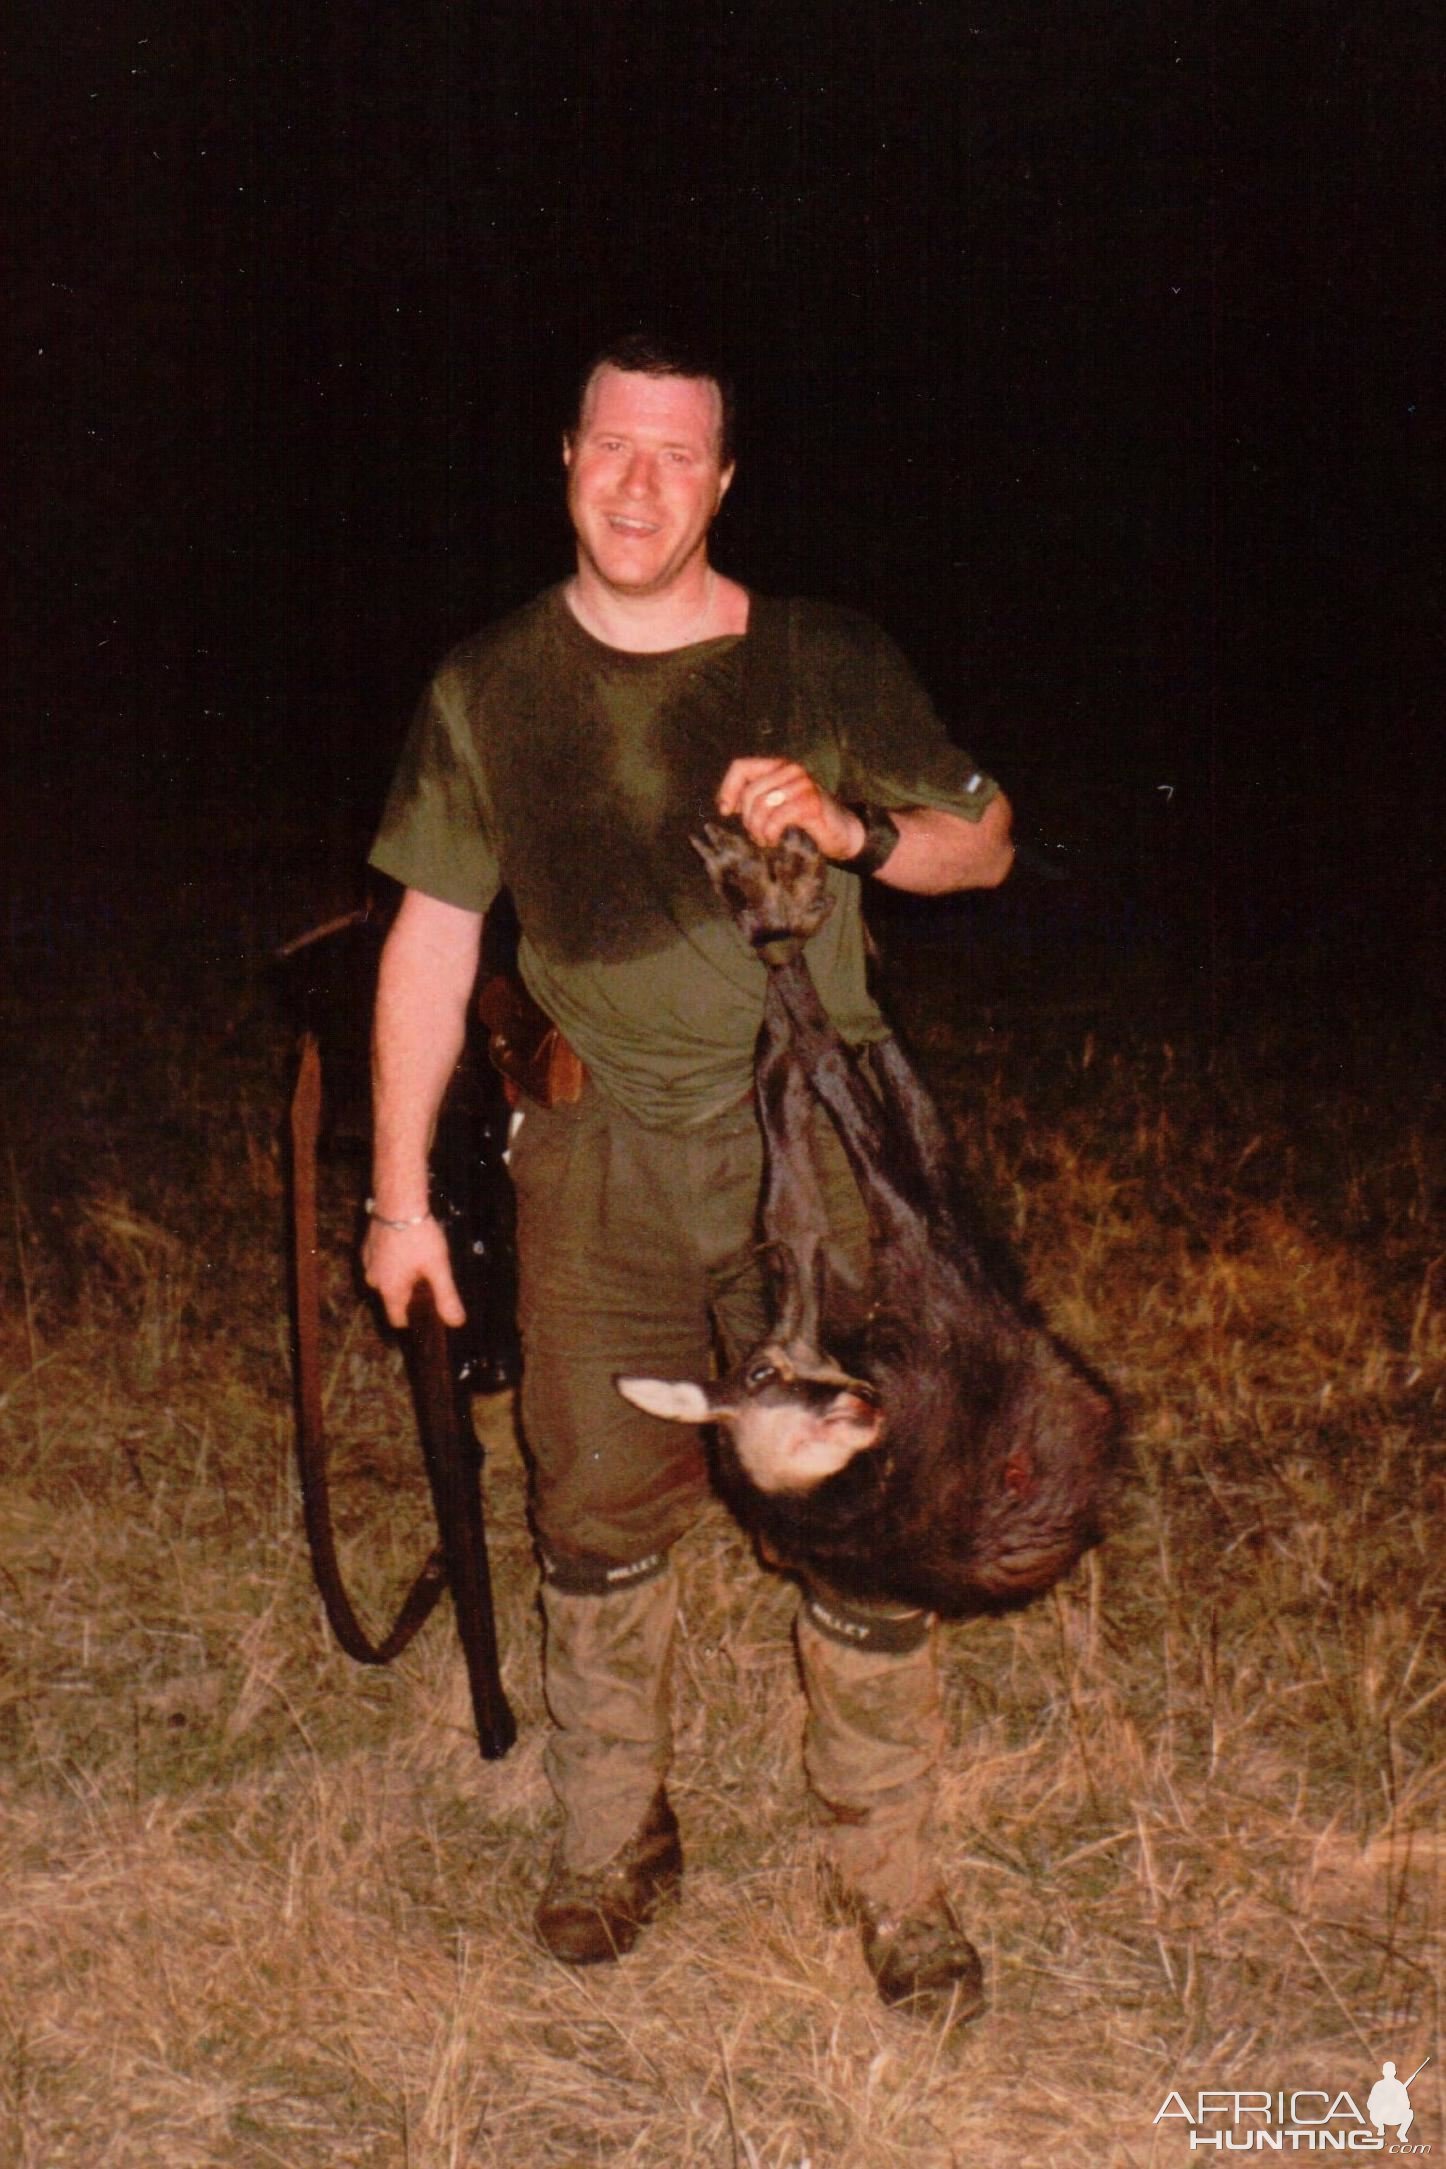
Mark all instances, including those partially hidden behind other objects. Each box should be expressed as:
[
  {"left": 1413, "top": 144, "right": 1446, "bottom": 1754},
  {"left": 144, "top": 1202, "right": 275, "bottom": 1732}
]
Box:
[{"left": 614, "top": 1376, "right": 727, "bottom": 1425}]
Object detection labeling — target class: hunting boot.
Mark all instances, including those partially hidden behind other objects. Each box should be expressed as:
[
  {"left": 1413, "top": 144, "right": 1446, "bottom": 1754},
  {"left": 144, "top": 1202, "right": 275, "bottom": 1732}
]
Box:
[
  {"left": 797, "top": 1585, "right": 985, "bottom": 2027},
  {"left": 535, "top": 1552, "right": 683, "bottom": 1965}
]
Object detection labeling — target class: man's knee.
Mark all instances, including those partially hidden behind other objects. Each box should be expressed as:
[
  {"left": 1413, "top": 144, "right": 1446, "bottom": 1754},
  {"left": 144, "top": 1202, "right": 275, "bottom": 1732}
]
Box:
[{"left": 526, "top": 1410, "right": 711, "bottom": 1567}]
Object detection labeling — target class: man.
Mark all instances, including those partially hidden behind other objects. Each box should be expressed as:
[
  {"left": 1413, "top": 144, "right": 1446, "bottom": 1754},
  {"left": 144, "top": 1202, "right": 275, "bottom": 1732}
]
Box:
[
  {"left": 363, "top": 332, "right": 1014, "bottom": 2023},
  {"left": 1367, "top": 2064, "right": 1415, "bottom": 2142}
]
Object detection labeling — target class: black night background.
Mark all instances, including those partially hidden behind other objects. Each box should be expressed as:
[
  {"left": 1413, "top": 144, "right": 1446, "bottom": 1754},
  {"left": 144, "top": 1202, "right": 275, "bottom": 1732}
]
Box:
[
  {"left": 4, "top": 10, "right": 1444, "bottom": 2155},
  {"left": 10, "top": 2, "right": 1441, "bottom": 1010}
]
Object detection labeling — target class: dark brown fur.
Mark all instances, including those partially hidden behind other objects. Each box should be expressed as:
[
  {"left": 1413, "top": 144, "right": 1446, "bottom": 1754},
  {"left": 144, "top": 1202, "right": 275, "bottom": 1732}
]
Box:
[{"left": 639, "top": 823, "right": 1120, "bottom": 1617}]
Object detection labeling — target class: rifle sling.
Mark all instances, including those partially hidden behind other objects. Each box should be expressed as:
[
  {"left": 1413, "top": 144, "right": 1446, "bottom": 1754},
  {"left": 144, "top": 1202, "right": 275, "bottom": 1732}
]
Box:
[{"left": 289, "top": 1030, "right": 448, "bottom": 1664}]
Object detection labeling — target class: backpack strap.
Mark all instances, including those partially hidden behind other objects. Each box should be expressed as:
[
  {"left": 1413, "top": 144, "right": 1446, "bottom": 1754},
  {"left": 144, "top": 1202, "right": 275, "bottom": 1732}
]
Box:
[{"left": 738, "top": 590, "right": 795, "bottom": 748}]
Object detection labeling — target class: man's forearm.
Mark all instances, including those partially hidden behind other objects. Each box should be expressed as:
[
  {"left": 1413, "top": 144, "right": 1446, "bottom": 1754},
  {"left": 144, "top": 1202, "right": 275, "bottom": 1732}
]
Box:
[
  {"left": 871, "top": 794, "right": 1015, "bottom": 896},
  {"left": 369, "top": 891, "right": 482, "bottom": 1214},
  {"left": 717, "top": 757, "right": 1014, "bottom": 898}
]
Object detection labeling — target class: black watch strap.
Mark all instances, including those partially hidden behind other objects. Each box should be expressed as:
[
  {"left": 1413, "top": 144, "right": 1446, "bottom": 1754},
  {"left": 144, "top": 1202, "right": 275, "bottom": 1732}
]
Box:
[{"left": 838, "top": 802, "right": 901, "bottom": 877}]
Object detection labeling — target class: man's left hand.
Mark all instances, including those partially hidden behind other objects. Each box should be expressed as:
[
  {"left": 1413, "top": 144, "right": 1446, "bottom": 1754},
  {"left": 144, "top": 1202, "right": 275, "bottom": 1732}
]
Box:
[{"left": 717, "top": 757, "right": 865, "bottom": 859}]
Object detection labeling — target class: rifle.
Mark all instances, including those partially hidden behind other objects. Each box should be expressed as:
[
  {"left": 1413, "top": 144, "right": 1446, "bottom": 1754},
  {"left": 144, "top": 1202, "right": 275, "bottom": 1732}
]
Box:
[
  {"left": 284, "top": 918, "right": 518, "bottom": 1762},
  {"left": 401, "top": 1275, "right": 516, "bottom": 1761}
]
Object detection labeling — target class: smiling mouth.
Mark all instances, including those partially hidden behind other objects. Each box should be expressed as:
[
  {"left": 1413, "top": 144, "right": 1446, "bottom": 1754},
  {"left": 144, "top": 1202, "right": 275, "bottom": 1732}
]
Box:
[{"left": 606, "top": 515, "right": 661, "bottom": 535}]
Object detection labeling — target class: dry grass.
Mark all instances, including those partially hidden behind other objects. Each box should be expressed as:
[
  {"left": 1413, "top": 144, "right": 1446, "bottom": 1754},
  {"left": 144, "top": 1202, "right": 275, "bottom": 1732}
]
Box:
[{"left": 1, "top": 818, "right": 1441, "bottom": 2166}]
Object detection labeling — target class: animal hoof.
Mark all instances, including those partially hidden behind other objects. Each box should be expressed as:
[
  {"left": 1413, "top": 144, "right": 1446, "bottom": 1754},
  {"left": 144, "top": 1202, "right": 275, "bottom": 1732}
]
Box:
[{"left": 691, "top": 820, "right": 834, "bottom": 952}]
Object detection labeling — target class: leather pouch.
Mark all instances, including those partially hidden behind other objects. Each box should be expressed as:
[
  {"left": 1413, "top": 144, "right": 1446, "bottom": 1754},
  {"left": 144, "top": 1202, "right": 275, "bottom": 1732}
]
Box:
[{"left": 476, "top": 970, "right": 586, "bottom": 1107}]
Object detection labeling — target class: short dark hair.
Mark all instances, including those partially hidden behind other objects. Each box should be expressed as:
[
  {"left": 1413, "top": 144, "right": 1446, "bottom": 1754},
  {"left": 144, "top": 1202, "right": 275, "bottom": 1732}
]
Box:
[{"left": 570, "top": 331, "right": 737, "bottom": 468}]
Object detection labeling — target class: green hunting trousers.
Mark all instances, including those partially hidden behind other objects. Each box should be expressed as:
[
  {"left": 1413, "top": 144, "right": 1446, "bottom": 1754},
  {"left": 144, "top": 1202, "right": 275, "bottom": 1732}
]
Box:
[
  {"left": 509, "top": 1078, "right": 872, "bottom": 1568},
  {"left": 514, "top": 1078, "right": 947, "bottom": 1906}
]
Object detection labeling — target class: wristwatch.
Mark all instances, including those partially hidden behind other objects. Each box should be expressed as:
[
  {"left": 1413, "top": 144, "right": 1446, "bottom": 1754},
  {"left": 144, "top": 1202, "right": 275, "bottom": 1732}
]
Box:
[{"left": 838, "top": 802, "right": 901, "bottom": 877}]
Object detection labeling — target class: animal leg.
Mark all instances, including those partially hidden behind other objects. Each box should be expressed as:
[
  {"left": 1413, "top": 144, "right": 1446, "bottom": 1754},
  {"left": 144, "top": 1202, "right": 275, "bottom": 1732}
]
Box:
[
  {"left": 755, "top": 969, "right": 832, "bottom": 1353},
  {"left": 769, "top": 955, "right": 933, "bottom": 1257},
  {"left": 693, "top": 816, "right": 932, "bottom": 1259},
  {"left": 865, "top": 1035, "right": 957, "bottom": 1206}
]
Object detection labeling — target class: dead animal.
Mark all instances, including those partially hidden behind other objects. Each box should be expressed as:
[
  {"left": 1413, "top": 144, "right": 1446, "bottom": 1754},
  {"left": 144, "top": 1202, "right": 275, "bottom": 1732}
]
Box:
[{"left": 616, "top": 822, "right": 1119, "bottom": 1617}]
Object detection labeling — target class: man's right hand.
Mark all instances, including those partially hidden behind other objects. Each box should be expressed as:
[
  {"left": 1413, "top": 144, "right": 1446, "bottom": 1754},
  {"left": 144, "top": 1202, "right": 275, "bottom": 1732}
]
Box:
[
  {"left": 362, "top": 1213, "right": 467, "bottom": 1329},
  {"left": 365, "top": 887, "right": 484, "bottom": 1332}
]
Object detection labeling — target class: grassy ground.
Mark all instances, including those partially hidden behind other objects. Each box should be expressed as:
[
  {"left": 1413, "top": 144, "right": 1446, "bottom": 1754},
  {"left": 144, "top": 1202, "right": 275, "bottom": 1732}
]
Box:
[{"left": 1, "top": 809, "right": 1440, "bottom": 2166}]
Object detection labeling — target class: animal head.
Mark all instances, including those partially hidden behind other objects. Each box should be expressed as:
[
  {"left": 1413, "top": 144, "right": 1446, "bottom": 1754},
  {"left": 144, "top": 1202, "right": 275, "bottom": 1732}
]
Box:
[{"left": 616, "top": 1341, "right": 884, "bottom": 1494}]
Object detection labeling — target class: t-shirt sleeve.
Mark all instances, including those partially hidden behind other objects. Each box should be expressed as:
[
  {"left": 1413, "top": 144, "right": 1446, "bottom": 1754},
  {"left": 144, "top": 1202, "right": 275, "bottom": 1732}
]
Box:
[
  {"left": 828, "top": 614, "right": 1001, "bottom": 822},
  {"left": 367, "top": 670, "right": 501, "bottom": 912}
]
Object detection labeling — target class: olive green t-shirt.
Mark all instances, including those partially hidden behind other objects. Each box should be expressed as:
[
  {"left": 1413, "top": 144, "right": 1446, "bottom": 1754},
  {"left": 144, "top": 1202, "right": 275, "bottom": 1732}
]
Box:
[{"left": 370, "top": 586, "right": 999, "bottom": 1129}]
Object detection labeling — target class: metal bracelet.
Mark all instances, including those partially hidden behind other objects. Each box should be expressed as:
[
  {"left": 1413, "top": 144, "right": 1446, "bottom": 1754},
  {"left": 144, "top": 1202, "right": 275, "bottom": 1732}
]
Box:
[{"left": 364, "top": 1199, "right": 434, "bottom": 1232}]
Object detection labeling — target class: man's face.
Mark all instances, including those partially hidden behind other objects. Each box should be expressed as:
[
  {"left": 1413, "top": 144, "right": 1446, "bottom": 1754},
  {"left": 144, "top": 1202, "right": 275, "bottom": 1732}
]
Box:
[{"left": 564, "top": 366, "right": 734, "bottom": 599}]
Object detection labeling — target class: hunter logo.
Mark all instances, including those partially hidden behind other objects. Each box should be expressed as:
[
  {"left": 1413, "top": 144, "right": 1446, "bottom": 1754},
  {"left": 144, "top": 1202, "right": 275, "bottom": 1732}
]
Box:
[
  {"left": 1369, "top": 2065, "right": 1424, "bottom": 2145},
  {"left": 1153, "top": 2056, "right": 1432, "bottom": 2152}
]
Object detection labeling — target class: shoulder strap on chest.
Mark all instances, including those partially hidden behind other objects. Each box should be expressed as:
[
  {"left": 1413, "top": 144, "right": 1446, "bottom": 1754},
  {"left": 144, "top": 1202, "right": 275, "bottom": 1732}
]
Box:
[{"left": 738, "top": 592, "right": 795, "bottom": 748}]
